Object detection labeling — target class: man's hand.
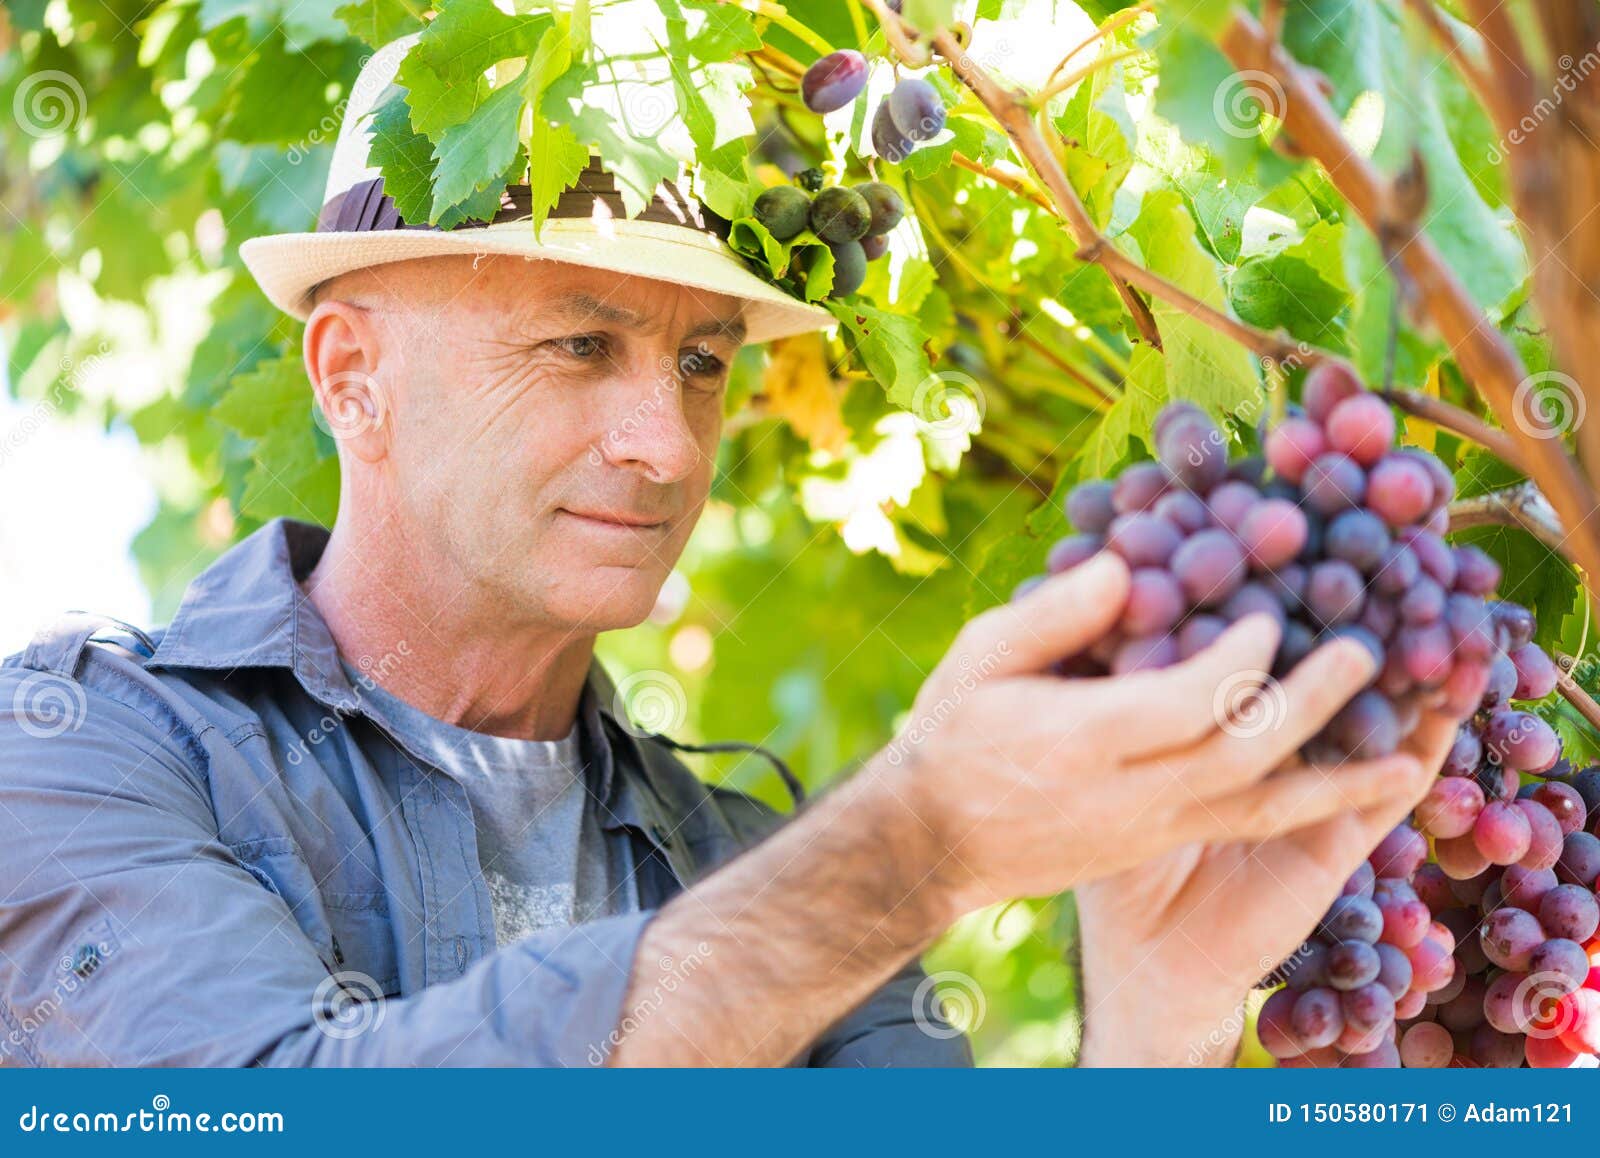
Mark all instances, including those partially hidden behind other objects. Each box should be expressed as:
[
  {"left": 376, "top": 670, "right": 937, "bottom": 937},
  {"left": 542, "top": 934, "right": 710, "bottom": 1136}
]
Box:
[
  {"left": 885, "top": 552, "right": 1413, "bottom": 916},
  {"left": 1074, "top": 713, "right": 1457, "bottom": 1066}
]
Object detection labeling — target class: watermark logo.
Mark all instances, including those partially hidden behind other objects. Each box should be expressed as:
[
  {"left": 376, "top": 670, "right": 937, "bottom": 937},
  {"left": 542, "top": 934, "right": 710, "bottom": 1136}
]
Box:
[
  {"left": 612, "top": 669, "right": 688, "bottom": 738},
  {"left": 1213, "top": 670, "right": 1288, "bottom": 739},
  {"left": 11, "top": 672, "right": 88, "bottom": 739},
  {"left": 312, "top": 371, "right": 386, "bottom": 440},
  {"left": 312, "top": 970, "right": 387, "bottom": 1040},
  {"left": 912, "top": 970, "right": 985, "bottom": 1039},
  {"left": 1513, "top": 970, "right": 1584, "bottom": 1040},
  {"left": 1511, "top": 370, "right": 1585, "bottom": 439},
  {"left": 910, "top": 370, "right": 986, "bottom": 437},
  {"left": 1213, "top": 69, "right": 1285, "bottom": 139},
  {"left": 13, "top": 70, "right": 86, "bottom": 138}
]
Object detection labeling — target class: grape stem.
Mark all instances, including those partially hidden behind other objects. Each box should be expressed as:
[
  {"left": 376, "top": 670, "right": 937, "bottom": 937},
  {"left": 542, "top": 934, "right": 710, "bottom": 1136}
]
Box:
[
  {"left": 1378, "top": 388, "right": 1525, "bottom": 471},
  {"left": 1550, "top": 655, "right": 1600, "bottom": 735},
  {"left": 1217, "top": 10, "right": 1600, "bottom": 609},
  {"left": 1447, "top": 482, "right": 1565, "bottom": 552}
]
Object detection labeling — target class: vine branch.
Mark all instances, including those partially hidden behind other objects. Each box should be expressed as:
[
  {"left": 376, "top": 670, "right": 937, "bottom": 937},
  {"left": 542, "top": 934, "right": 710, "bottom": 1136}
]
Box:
[
  {"left": 1552, "top": 654, "right": 1600, "bottom": 736},
  {"left": 1378, "top": 387, "right": 1525, "bottom": 470},
  {"left": 1448, "top": 481, "right": 1565, "bottom": 552},
  {"left": 1218, "top": 9, "right": 1600, "bottom": 605}
]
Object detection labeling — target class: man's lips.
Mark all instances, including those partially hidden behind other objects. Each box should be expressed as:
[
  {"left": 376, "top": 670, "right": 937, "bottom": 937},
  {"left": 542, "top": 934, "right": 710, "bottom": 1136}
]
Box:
[{"left": 559, "top": 508, "right": 672, "bottom": 531}]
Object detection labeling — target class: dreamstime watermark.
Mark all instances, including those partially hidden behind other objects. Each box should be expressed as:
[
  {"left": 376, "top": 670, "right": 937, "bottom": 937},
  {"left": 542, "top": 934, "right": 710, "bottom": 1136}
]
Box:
[
  {"left": 1511, "top": 370, "right": 1585, "bottom": 439},
  {"left": 619, "top": 83, "right": 675, "bottom": 138},
  {"left": 585, "top": 349, "right": 715, "bottom": 466},
  {"left": 1213, "top": 69, "right": 1286, "bottom": 140},
  {"left": 883, "top": 640, "right": 1012, "bottom": 766},
  {"left": 0, "top": 342, "right": 113, "bottom": 468},
  {"left": 612, "top": 669, "right": 689, "bottom": 737},
  {"left": 910, "top": 369, "right": 986, "bottom": 437},
  {"left": 12, "top": 69, "right": 86, "bottom": 138},
  {"left": 285, "top": 54, "right": 376, "bottom": 166},
  {"left": 1509, "top": 970, "right": 1587, "bottom": 1041},
  {"left": 1212, "top": 669, "right": 1289, "bottom": 739},
  {"left": 585, "top": 943, "right": 713, "bottom": 1065},
  {"left": 312, "top": 370, "right": 387, "bottom": 440},
  {"left": 9, "top": 672, "right": 88, "bottom": 740},
  {"left": 284, "top": 641, "right": 411, "bottom": 766},
  {"left": 911, "top": 969, "right": 986, "bottom": 1039},
  {"left": 1, "top": 925, "right": 120, "bottom": 1065},
  {"left": 17, "top": 1095, "right": 283, "bottom": 1134},
  {"left": 1486, "top": 43, "right": 1600, "bottom": 163},
  {"left": 311, "top": 970, "right": 388, "bottom": 1040}
]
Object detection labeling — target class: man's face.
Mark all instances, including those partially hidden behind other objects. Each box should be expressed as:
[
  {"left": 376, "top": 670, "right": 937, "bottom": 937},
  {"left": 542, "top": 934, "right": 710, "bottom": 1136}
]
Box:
[{"left": 345, "top": 256, "right": 745, "bottom": 633}]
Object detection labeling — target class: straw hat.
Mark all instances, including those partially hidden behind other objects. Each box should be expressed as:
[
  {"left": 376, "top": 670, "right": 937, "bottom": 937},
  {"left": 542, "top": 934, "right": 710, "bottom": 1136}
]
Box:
[{"left": 239, "top": 34, "right": 834, "bottom": 343}]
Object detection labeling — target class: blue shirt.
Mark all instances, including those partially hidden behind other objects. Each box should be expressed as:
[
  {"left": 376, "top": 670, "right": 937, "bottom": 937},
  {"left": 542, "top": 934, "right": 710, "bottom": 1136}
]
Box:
[{"left": 0, "top": 518, "right": 969, "bottom": 1067}]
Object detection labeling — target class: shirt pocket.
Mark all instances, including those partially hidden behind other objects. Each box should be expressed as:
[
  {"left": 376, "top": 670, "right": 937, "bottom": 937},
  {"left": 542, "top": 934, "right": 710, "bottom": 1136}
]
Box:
[{"left": 229, "top": 838, "right": 400, "bottom": 996}]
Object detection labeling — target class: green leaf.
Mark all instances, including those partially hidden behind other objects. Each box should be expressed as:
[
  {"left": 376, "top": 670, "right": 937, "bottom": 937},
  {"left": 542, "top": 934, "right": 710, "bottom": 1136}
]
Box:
[
  {"left": 827, "top": 301, "right": 934, "bottom": 409},
  {"left": 430, "top": 68, "right": 526, "bottom": 219},
  {"left": 406, "top": 0, "right": 548, "bottom": 83},
  {"left": 1229, "top": 221, "right": 1351, "bottom": 351},
  {"left": 790, "top": 239, "right": 836, "bottom": 302},
  {"left": 728, "top": 216, "right": 786, "bottom": 276},
  {"left": 335, "top": 0, "right": 425, "bottom": 48},
  {"left": 526, "top": 120, "right": 590, "bottom": 239},
  {"left": 902, "top": 0, "right": 956, "bottom": 32},
  {"left": 214, "top": 354, "right": 340, "bottom": 525},
  {"left": 688, "top": 4, "right": 762, "bottom": 60},
  {"left": 1053, "top": 53, "right": 1133, "bottom": 229}
]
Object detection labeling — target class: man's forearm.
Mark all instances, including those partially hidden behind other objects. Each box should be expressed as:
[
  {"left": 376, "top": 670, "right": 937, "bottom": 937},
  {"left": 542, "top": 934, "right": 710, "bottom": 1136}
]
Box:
[{"left": 607, "top": 757, "right": 959, "bottom": 1066}]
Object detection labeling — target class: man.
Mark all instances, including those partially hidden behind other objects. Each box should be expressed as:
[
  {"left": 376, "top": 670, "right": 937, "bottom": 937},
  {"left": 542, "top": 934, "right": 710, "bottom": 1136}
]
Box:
[{"left": 0, "top": 40, "right": 1450, "bottom": 1067}]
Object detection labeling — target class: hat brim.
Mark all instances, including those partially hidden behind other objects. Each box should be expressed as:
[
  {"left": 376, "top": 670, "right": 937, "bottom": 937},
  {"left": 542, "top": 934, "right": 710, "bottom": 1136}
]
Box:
[{"left": 239, "top": 216, "right": 836, "bottom": 345}]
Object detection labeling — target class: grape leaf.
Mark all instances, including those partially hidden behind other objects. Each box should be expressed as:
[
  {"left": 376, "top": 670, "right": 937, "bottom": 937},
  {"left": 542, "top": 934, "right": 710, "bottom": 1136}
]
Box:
[
  {"left": 335, "top": 0, "right": 425, "bottom": 48},
  {"left": 406, "top": 0, "right": 548, "bottom": 84},
  {"left": 827, "top": 301, "right": 934, "bottom": 410},
  {"left": 526, "top": 121, "right": 590, "bottom": 239},
  {"left": 1229, "top": 221, "right": 1352, "bottom": 352},
  {"left": 430, "top": 70, "right": 527, "bottom": 218}
]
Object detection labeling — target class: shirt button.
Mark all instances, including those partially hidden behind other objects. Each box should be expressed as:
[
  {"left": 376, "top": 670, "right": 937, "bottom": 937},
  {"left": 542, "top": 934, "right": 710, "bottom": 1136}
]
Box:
[{"left": 71, "top": 945, "right": 101, "bottom": 978}]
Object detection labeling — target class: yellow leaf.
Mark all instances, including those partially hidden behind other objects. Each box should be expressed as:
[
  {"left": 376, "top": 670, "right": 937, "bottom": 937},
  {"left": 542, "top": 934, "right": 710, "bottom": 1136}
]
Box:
[{"left": 762, "top": 333, "right": 850, "bottom": 453}]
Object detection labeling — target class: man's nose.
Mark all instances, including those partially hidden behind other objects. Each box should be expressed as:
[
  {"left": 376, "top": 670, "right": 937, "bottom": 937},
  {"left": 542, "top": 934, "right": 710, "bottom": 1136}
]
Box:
[{"left": 594, "top": 360, "right": 703, "bottom": 484}]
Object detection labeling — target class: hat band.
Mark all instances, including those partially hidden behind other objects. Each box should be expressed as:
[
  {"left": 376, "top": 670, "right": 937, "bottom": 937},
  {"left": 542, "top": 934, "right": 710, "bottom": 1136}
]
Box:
[{"left": 316, "top": 160, "right": 730, "bottom": 241}]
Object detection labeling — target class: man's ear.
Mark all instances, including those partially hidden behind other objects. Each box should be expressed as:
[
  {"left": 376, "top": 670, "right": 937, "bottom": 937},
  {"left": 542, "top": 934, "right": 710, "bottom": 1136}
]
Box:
[{"left": 303, "top": 297, "right": 390, "bottom": 465}]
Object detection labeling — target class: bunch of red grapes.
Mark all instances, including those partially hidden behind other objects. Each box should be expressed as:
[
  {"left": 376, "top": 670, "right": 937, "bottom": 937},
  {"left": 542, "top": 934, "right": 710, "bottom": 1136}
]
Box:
[
  {"left": 1021, "top": 361, "right": 1600, "bottom": 1066},
  {"left": 1028, "top": 362, "right": 1506, "bottom": 764}
]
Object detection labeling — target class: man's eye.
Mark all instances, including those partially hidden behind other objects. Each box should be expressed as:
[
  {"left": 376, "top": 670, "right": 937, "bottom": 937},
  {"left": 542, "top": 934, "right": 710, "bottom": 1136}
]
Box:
[
  {"left": 678, "top": 350, "right": 725, "bottom": 379},
  {"left": 554, "top": 335, "right": 604, "bottom": 358}
]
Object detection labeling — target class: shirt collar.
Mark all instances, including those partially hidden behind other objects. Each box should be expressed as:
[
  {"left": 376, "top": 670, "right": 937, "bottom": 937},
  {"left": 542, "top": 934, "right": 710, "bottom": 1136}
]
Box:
[{"left": 147, "top": 516, "right": 630, "bottom": 807}]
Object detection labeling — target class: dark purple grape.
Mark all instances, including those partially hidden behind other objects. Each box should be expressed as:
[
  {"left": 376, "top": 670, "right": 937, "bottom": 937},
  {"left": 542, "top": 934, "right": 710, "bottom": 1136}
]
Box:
[
  {"left": 1065, "top": 479, "right": 1116, "bottom": 533},
  {"left": 1480, "top": 905, "right": 1544, "bottom": 970},
  {"left": 753, "top": 185, "right": 811, "bottom": 239},
  {"left": 1444, "top": 594, "right": 1495, "bottom": 662},
  {"left": 1539, "top": 883, "right": 1600, "bottom": 942},
  {"left": 1106, "top": 513, "right": 1181, "bottom": 568},
  {"left": 870, "top": 100, "right": 914, "bottom": 162},
  {"left": 1305, "top": 559, "right": 1365, "bottom": 626},
  {"left": 1328, "top": 690, "right": 1400, "bottom": 758},
  {"left": 1500, "top": 864, "right": 1558, "bottom": 911},
  {"left": 1452, "top": 545, "right": 1501, "bottom": 596},
  {"left": 1324, "top": 509, "right": 1389, "bottom": 571},
  {"left": 1530, "top": 780, "right": 1588, "bottom": 835},
  {"left": 1325, "top": 940, "right": 1382, "bottom": 990},
  {"left": 1283, "top": 941, "right": 1329, "bottom": 991},
  {"left": 1321, "top": 894, "right": 1384, "bottom": 943},
  {"left": 1222, "top": 581, "right": 1286, "bottom": 626},
  {"left": 1256, "top": 986, "right": 1302, "bottom": 1059},
  {"left": 1373, "top": 942, "right": 1414, "bottom": 998},
  {"left": 1157, "top": 411, "right": 1228, "bottom": 492},
  {"left": 1176, "top": 614, "right": 1228, "bottom": 659},
  {"left": 1342, "top": 861, "right": 1376, "bottom": 897},
  {"left": 1170, "top": 528, "right": 1246, "bottom": 607},
  {"left": 1371, "top": 544, "right": 1419, "bottom": 597},
  {"left": 1154, "top": 402, "right": 1206, "bottom": 443},
  {"left": 1398, "top": 577, "right": 1445, "bottom": 624},
  {"left": 1111, "top": 461, "right": 1169, "bottom": 513},
  {"left": 1442, "top": 726, "right": 1482, "bottom": 777},
  {"left": 826, "top": 239, "right": 866, "bottom": 296},
  {"left": 858, "top": 233, "right": 889, "bottom": 261},
  {"left": 1357, "top": 595, "right": 1397, "bottom": 641},
  {"left": 1204, "top": 479, "right": 1261, "bottom": 532},
  {"left": 1047, "top": 534, "right": 1103, "bottom": 574},
  {"left": 1528, "top": 937, "right": 1589, "bottom": 991},
  {"left": 1291, "top": 988, "right": 1345, "bottom": 1049},
  {"left": 1556, "top": 831, "right": 1600, "bottom": 887},
  {"left": 1153, "top": 489, "right": 1210, "bottom": 534},
  {"left": 1490, "top": 601, "right": 1536, "bottom": 650},
  {"left": 1370, "top": 824, "right": 1428, "bottom": 878},
  {"left": 1302, "top": 453, "right": 1366, "bottom": 515},
  {"left": 1470, "top": 1023, "right": 1525, "bottom": 1067},
  {"left": 1483, "top": 652, "right": 1517, "bottom": 707},
  {"left": 1109, "top": 633, "right": 1178, "bottom": 675},
  {"left": 887, "top": 77, "right": 945, "bottom": 141},
  {"left": 810, "top": 186, "right": 871, "bottom": 243},
  {"left": 855, "top": 182, "right": 904, "bottom": 236},
  {"left": 1339, "top": 981, "right": 1396, "bottom": 1033},
  {"left": 1399, "top": 528, "right": 1456, "bottom": 587},
  {"left": 802, "top": 50, "right": 868, "bottom": 112},
  {"left": 1273, "top": 619, "right": 1316, "bottom": 676},
  {"left": 1366, "top": 454, "right": 1434, "bottom": 527},
  {"left": 1572, "top": 767, "right": 1600, "bottom": 816},
  {"left": 1122, "top": 568, "right": 1185, "bottom": 636}
]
